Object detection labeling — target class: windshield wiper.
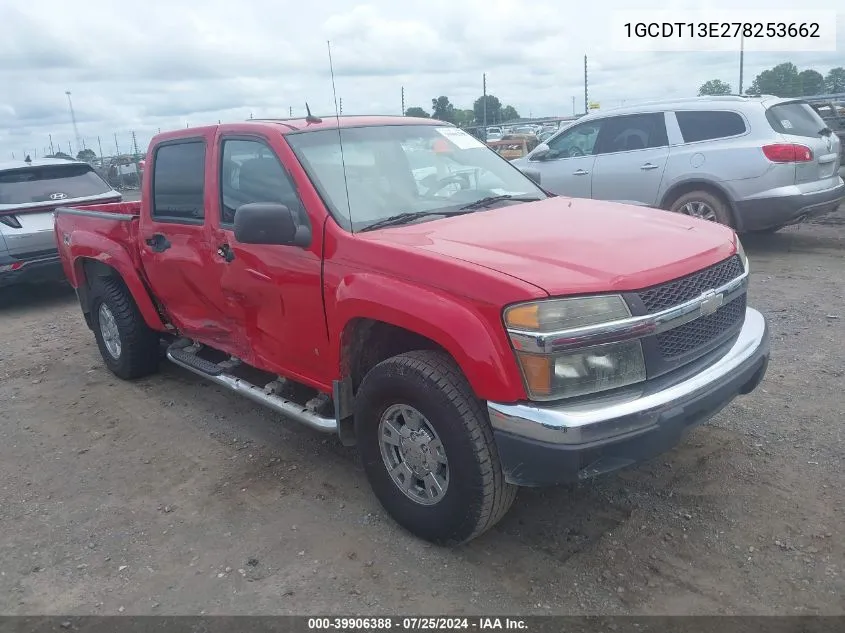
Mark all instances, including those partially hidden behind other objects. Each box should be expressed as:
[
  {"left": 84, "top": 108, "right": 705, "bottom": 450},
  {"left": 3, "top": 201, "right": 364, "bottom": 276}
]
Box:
[
  {"left": 359, "top": 210, "right": 474, "bottom": 232},
  {"left": 458, "top": 194, "right": 542, "bottom": 211}
]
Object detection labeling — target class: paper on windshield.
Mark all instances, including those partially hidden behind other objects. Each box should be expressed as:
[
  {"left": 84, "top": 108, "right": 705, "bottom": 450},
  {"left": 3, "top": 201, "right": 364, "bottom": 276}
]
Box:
[{"left": 435, "top": 127, "right": 485, "bottom": 150}]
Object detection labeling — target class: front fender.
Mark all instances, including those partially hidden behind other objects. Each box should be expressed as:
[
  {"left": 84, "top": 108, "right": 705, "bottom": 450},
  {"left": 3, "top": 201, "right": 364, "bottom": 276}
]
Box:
[
  {"left": 329, "top": 272, "right": 527, "bottom": 402},
  {"left": 68, "top": 232, "right": 167, "bottom": 332}
]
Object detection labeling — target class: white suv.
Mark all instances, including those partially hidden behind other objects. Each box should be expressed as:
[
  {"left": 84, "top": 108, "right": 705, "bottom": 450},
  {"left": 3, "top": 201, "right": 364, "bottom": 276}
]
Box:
[{"left": 513, "top": 95, "right": 844, "bottom": 233}]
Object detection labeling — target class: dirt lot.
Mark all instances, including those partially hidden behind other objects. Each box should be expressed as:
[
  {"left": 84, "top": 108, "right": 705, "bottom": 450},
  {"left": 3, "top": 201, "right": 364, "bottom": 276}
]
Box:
[{"left": 1, "top": 209, "right": 843, "bottom": 616}]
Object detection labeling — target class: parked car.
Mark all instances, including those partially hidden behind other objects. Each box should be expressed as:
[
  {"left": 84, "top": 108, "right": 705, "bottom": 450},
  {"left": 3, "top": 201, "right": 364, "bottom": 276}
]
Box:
[
  {"left": 513, "top": 96, "right": 845, "bottom": 233},
  {"left": 804, "top": 94, "right": 845, "bottom": 179},
  {"left": 487, "top": 134, "right": 541, "bottom": 160},
  {"left": 55, "top": 116, "right": 769, "bottom": 544},
  {"left": 0, "top": 158, "right": 121, "bottom": 288}
]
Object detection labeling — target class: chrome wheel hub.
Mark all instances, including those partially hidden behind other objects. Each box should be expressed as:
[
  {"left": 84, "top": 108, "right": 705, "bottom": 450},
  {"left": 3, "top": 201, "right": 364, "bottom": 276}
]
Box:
[
  {"left": 98, "top": 303, "right": 121, "bottom": 359},
  {"left": 680, "top": 201, "right": 717, "bottom": 222},
  {"left": 379, "top": 404, "right": 449, "bottom": 506}
]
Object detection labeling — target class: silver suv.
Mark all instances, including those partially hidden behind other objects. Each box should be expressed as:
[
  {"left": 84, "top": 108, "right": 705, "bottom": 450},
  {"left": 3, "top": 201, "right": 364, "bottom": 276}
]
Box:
[
  {"left": 0, "top": 158, "right": 121, "bottom": 288},
  {"left": 513, "top": 95, "right": 845, "bottom": 233}
]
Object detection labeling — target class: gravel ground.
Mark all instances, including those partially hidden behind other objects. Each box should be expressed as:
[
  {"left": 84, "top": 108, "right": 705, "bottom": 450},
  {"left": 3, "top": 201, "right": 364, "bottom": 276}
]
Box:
[{"left": 0, "top": 209, "right": 843, "bottom": 616}]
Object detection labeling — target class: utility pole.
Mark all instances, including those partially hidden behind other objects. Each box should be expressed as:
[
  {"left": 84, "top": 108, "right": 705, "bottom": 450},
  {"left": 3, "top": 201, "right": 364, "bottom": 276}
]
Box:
[
  {"left": 738, "top": 34, "right": 745, "bottom": 94},
  {"left": 68, "top": 141, "right": 73, "bottom": 155},
  {"left": 401, "top": 86, "right": 405, "bottom": 115},
  {"left": 584, "top": 55, "right": 588, "bottom": 115},
  {"left": 114, "top": 133, "right": 120, "bottom": 156},
  {"left": 339, "top": 97, "right": 343, "bottom": 115},
  {"left": 572, "top": 96, "right": 576, "bottom": 116},
  {"left": 131, "top": 131, "right": 139, "bottom": 157},
  {"left": 482, "top": 73, "right": 487, "bottom": 130},
  {"left": 97, "top": 136, "right": 104, "bottom": 160},
  {"left": 49, "top": 134, "right": 54, "bottom": 155},
  {"left": 65, "top": 91, "right": 82, "bottom": 156},
  {"left": 289, "top": 106, "right": 293, "bottom": 116}
]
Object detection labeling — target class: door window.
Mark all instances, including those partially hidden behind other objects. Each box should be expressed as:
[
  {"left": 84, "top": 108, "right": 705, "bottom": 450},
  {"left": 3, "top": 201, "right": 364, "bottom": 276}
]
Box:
[
  {"left": 152, "top": 141, "right": 206, "bottom": 222},
  {"left": 594, "top": 113, "right": 668, "bottom": 154},
  {"left": 545, "top": 121, "right": 602, "bottom": 158},
  {"left": 219, "top": 138, "right": 307, "bottom": 226}
]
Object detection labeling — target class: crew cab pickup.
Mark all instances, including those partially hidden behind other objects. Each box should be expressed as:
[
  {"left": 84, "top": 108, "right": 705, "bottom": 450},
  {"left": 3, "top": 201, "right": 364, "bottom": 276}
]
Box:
[{"left": 55, "top": 116, "right": 770, "bottom": 544}]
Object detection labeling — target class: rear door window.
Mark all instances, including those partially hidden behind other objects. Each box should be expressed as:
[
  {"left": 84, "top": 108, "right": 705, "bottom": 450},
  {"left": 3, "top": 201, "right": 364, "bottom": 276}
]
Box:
[
  {"left": 676, "top": 111, "right": 747, "bottom": 143},
  {"left": 152, "top": 141, "right": 206, "bottom": 222},
  {"left": 766, "top": 102, "right": 829, "bottom": 138},
  {"left": 0, "top": 163, "right": 112, "bottom": 205},
  {"left": 594, "top": 113, "right": 668, "bottom": 153}
]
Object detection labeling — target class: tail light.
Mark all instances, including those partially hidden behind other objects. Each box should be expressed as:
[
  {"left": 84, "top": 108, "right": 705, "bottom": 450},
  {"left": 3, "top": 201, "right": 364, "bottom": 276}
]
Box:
[{"left": 762, "top": 143, "right": 813, "bottom": 163}]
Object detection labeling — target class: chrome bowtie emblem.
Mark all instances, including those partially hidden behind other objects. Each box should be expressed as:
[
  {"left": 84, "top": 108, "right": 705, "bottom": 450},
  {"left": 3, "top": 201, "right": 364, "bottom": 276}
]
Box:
[{"left": 699, "top": 289, "right": 724, "bottom": 316}]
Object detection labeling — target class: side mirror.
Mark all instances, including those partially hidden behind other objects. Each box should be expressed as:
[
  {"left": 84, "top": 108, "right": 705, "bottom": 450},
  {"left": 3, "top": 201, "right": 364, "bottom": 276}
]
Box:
[
  {"left": 521, "top": 167, "right": 542, "bottom": 185},
  {"left": 233, "top": 203, "right": 310, "bottom": 247},
  {"left": 528, "top": 143, "right": 551, "bottom": 161}
]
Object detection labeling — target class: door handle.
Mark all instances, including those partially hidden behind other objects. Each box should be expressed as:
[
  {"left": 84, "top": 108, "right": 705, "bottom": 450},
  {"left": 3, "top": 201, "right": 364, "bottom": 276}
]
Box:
[
  {"left": 640, "top": 163, "right": 659, "bottom": 170},
  {"left": 573, "top": 169, "right": 590, "bottom": 176},
  {"left": 145, "top": 233, "right": 171, "bottom": 253},
  {"left": 216, "top": 244, "right": 235, "bottom": 263}
]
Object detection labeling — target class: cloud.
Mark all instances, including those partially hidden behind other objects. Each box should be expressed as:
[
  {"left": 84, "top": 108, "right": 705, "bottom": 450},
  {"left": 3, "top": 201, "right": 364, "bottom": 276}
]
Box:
[{"left": 0, "top": 0, "right": 843, "bottom": 157}]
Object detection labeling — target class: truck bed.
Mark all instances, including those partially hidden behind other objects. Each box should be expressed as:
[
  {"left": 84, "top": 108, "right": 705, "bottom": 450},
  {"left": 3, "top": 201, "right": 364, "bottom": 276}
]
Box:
[{"left": 54, "top": 201, "right": 144, "bottom": 288}]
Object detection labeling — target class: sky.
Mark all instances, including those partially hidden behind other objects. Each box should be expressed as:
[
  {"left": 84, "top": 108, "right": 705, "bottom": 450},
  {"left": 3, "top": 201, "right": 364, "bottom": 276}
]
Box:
[{"left": 1, "top": 0, "right": 842, "bottom": 159}]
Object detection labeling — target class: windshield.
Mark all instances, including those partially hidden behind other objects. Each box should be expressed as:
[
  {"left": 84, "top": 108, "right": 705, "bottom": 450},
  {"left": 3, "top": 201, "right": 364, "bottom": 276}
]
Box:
[
  {"left": 0, "top": 163, "right": 112, "bottom": 205},
  {"left": 286, "top": 124, "right": 547, "bottom": 232}
]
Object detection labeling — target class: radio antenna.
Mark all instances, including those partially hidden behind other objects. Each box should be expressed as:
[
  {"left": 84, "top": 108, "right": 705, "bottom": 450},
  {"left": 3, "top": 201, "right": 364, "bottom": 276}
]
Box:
[{"left": 327, "top": 40, "right": 354, "bottom": 232}]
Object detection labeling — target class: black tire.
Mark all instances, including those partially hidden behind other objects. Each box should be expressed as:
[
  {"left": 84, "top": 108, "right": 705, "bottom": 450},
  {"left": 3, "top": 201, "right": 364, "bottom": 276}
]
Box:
[
  {"left": 668, "top": 190, "right": 733, "bottom": 227},
  {"left": 354, "top": 350, "right": 517, "bottom": 545},
  {"left": 89, "top": 276, "right": 160, "bottom": 380}
]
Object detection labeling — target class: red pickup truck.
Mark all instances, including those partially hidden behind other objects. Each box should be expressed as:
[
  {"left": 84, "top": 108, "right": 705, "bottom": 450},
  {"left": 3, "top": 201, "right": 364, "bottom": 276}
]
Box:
[{"left": 55, "top": 116, "right": 770, "bottom": 544}]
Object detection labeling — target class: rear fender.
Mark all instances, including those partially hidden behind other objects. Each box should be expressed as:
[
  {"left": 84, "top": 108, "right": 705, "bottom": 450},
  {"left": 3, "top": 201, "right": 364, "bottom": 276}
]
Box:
[
  {"left": 331, "top": 273, "right": 526, "bottom": 402},
  {"left": 69, "top": 232, "right": 167, "bottom": 332}
]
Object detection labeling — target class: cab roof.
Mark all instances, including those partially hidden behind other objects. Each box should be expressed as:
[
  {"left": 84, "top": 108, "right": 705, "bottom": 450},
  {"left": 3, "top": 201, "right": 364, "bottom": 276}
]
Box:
[{"left": 247, "top": 115, "right": 442, "bottom": 134}]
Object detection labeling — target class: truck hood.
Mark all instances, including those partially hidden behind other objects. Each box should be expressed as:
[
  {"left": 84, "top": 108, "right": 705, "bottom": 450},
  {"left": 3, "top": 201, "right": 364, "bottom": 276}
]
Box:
[{"left": 362, "top": 197, "right": 737, "bottom": 296}]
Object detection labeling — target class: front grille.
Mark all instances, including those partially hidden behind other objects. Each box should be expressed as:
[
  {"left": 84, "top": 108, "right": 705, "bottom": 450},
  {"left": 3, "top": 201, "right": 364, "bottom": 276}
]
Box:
[
  {"left": 637, "top": 255, "right": 744, "bottom": 314},
  {"left": 656, "top": 294, "right": 746, "bottom": 359}
]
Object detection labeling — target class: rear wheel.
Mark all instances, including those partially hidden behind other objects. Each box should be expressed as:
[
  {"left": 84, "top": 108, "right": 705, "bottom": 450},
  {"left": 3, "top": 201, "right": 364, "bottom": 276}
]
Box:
[
  {"left": 90, "top": 277, "right": 160, "bottom": 379},
  {"left": 354, "top": 350, "right": 517, "bottom": 545},
  {"left": 668, "top": 190, "right": 733, "bottom": 227}
]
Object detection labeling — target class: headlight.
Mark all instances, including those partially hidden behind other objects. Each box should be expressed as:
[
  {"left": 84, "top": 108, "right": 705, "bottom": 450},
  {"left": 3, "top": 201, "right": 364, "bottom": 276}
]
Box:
[
  {"left": 504, "top": 295, "right": 631, "bottom": 332},
  {"left": 504, "top": 296, "right": 647, "bottom": 401},
  {"left": 514, "top": 340, "right": 646, "bottom": 401},
  {"left": 736, "top": 235, "right": 749, "bottom": 273}
]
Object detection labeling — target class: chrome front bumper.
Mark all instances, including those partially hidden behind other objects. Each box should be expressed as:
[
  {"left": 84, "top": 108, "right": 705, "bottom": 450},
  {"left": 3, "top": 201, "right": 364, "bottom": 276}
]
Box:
[{"left": 486, "top": 308, "right": 769, "bottom": 485}]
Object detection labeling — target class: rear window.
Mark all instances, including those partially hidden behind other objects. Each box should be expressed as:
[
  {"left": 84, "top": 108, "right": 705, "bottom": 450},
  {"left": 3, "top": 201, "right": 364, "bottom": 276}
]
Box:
[
  {"left": 0, "top": 163, "right": 112, "bottom": 205},
  {"left": 766, "top": 102, "right": 829, "bottom": 137},
  {"left": 676, "top": 111, "right": 747, "bottom": 143}
]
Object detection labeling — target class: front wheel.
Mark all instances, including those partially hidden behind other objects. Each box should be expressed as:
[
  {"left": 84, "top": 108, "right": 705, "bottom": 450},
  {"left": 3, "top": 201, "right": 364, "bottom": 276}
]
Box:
[
  {"left": 354, "top": 350, "right": 517, "bottom": 545},
  {"left": 90, "top": 277, "right": 161, "bottom": 380}
]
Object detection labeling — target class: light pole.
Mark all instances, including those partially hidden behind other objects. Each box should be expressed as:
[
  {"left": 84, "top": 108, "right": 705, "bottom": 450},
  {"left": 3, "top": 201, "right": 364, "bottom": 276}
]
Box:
[
  {"left": 65, "top": 91, "right": 82, "bottom": 156},
  {"left": 738, "top": 34, "right": 745, "bottom": 94}
]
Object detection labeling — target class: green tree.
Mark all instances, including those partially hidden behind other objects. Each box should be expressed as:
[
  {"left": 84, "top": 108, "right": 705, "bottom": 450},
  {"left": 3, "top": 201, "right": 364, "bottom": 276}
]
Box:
[
  {"left": 747, "top": 62, "right": 801, "bottom": 97},
  {"left": 405, "top": 106, "right": 429, "bottom": 118},
  {"left": 431, "top": 96, "right": 456, "bottom": 122},
  {"left": 798, "top": 70, "right": 825, "bottom": 96},
  {"left": 46, "top": 152, "right": 72, "bottom": 160},
  {"left": 473, "top": 94, "right": 502, "bottom": 125},
  {"left": 500, "top": 105, "right": 520, "bottom": 122},
  {"left": 825, "top": 67, "right": 845, "bottom": 93},
  {"left": 698, "top": 79, "right": 731, "bottom": 96},
  {"left": 453, "top": 109, "right": 475, "bottom": 127},
  {"left": 76, "top": 148, "right": 97, "bottom": 162}
]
